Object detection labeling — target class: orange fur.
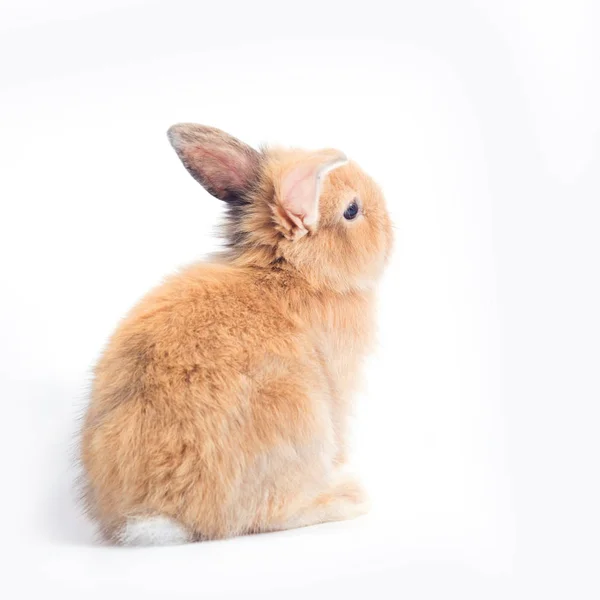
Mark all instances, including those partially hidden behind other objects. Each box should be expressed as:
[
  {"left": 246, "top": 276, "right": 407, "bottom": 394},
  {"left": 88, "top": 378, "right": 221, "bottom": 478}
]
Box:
[{"left": 80, "top": 124, "right": 393, "bottom": 543}]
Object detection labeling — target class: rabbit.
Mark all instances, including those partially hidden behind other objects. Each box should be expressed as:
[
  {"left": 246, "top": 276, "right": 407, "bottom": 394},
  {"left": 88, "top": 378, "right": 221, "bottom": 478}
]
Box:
[{"left": 79, "top": 123, "right": 393, "bottom": 545}]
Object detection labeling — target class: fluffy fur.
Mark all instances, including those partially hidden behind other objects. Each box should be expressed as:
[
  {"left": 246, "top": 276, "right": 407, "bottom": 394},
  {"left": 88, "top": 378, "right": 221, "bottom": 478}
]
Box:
[{"left": 80, "top": 124, "right": 393, "bottom": 544}]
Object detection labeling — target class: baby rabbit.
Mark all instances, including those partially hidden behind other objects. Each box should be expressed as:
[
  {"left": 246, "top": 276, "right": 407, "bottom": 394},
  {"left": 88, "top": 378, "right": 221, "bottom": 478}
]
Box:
[{"left": 80, "top": 124, "right": 393, "bottom": 545}]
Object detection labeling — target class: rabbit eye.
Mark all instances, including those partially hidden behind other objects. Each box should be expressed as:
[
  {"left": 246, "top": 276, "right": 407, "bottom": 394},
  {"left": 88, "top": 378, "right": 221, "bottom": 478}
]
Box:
[{"left": 343, "top": 200, "right": 359, "bottom": 220}]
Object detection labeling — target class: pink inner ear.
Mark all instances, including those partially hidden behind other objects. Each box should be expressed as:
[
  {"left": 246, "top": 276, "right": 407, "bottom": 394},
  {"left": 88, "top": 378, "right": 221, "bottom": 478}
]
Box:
[
  {"left": 185, "top": 145, "right": 253, "bottom": 196},
  {"left": 280, "top": 151, "right": 348, "bottom": 229},
  {"left": 168, "top": 124, "right": 259, "bottom": 200},
  {"left": 281, "top": 164, "right": 320, "bottom": 226}
]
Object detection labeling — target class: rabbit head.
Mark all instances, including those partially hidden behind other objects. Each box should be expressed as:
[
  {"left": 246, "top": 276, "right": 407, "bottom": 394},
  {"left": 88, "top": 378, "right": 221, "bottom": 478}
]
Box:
[{"left": 168, "top": 124, "right": 393, "bottom": 292}]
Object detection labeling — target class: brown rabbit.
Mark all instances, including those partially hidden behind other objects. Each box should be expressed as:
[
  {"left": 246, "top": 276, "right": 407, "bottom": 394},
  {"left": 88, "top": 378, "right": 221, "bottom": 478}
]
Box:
[{"left": 80, "top": 124, "right": 393, "bottom": 545}]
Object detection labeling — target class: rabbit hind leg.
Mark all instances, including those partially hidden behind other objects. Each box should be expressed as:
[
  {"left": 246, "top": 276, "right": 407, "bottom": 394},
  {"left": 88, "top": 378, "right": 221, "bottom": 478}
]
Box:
[{"left": 265, "top": 473, "right": 370, "bottom": 533}]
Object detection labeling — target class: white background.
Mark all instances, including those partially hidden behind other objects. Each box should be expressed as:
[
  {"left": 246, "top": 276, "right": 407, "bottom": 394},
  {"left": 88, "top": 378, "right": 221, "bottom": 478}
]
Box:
[{"left": 1, "top": 1, "right": 598, "bottom": 598}]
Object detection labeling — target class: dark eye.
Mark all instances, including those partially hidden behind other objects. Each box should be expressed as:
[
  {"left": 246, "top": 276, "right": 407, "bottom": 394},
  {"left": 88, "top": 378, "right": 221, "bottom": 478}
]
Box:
[{"left": 343, "top": 201, "right": 359, "bottom": 220}]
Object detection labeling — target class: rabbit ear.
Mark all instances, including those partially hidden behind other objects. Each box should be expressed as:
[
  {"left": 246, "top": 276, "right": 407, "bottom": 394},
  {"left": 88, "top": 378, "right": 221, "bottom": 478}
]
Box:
[
  {"left": 277, "top": 149, "right": 347, "bottom": 238},
  {"left": 167, "top": 124, "right": 261, "bottom": 202}
]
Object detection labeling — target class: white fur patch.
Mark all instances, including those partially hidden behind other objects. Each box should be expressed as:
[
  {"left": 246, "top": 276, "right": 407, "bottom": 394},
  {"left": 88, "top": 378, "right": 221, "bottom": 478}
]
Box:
[{"left": 118, "top": 516, "right": 191, "bottom": 546}]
